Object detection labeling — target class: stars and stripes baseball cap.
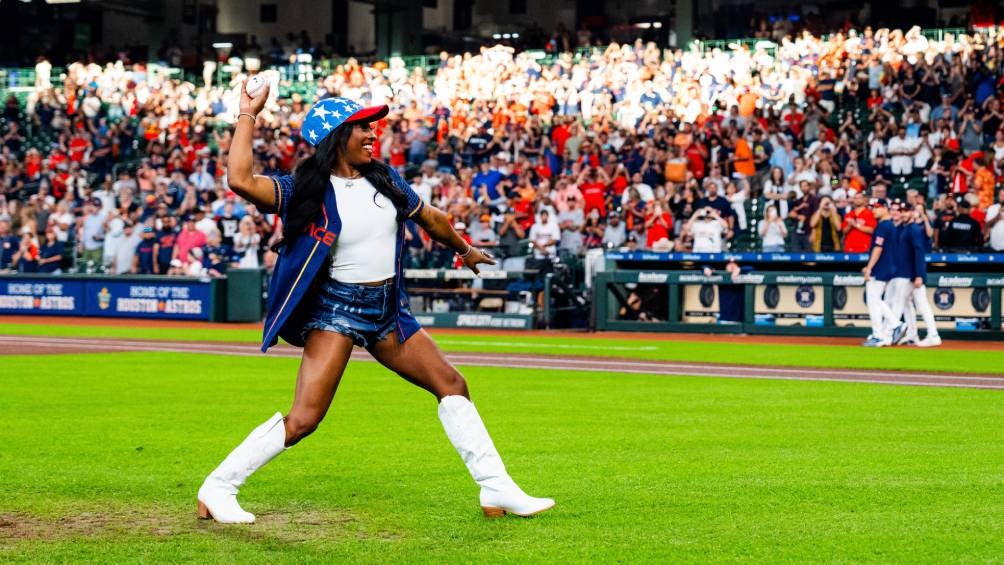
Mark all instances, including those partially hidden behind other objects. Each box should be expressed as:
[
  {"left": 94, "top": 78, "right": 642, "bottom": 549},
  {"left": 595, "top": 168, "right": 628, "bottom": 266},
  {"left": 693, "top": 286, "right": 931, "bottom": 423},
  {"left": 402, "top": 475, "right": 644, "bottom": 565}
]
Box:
[{"left": 300, "top": 97, "right": 389, "bottom": 146}]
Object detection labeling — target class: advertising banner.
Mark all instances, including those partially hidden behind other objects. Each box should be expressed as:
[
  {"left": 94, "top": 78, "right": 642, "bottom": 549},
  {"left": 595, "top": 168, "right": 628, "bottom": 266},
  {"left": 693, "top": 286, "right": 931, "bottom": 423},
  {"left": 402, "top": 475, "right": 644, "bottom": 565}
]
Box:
[
  {"left": 681, "top": 284, "right": 718, "bottom": 323},
  {"left": 411, "top": 312, "right": 533, "bottom": 329},
  {"left": 0, "top": 279, "right": 83, "bottom": 315},
  {"left": 754, "top": 284, "right": 825, "bottom": 327},
  {"left": 0, "top": 276, "right": 214, "bottom": 320},
  {"left": 82, "top": 281, "right": 212, "bottom": 320},
  {"left": 929, "top": 286, "right": 991, "bottom": 330}
]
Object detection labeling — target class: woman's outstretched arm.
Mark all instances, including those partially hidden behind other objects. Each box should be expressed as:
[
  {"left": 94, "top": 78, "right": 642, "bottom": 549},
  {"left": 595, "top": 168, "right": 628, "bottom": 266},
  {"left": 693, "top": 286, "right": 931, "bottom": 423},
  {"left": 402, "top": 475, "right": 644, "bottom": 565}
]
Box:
[
  {"left": 414, "top": 204, "right": 495, "bottom": 274},
  {"left": 227, "top": 78, "right": 281, "bottom": 212}
]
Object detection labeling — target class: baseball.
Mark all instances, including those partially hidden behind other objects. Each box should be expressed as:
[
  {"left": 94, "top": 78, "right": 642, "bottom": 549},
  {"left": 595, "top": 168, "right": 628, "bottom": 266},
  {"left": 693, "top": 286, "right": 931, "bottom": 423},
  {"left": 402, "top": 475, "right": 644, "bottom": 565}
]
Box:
[{"left": 245, "top": 75, "right": 267, "bottom": 98}]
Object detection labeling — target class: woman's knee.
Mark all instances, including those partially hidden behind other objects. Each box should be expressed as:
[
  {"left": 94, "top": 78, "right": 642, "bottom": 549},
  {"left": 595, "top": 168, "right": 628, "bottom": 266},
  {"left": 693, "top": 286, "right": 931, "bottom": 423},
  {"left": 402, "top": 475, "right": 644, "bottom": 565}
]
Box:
[
  {"left": 283, "top": 413, "right": 321, "bottom": 446},
  {"left": 436, "top": 368, "right": 468, "bottom": 399}
]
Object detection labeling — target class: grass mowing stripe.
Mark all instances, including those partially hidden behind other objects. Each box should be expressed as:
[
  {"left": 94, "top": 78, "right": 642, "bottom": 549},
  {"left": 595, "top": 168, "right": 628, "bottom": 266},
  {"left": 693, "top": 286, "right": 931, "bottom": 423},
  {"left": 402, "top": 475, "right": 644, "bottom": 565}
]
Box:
[
  {"left": 1, "top": 352, "right": 1002, "bottom": 562},
  {"left": 0, "top": 322, "right": 261, "bottom": 343}
]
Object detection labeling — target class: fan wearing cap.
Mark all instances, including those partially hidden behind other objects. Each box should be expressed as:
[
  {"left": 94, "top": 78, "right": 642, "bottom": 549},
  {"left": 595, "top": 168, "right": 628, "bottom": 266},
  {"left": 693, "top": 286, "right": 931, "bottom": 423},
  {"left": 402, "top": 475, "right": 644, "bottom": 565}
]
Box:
[{"left": 197, "top": 79, "right": 552, "bottom": 524}]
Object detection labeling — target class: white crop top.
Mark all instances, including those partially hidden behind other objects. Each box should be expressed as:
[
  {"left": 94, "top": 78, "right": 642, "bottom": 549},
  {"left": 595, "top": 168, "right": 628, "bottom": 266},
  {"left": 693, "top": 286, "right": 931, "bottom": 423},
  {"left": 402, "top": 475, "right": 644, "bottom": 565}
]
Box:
[{"left": 328, "top": 175, "right": 398, "bottom": 283}]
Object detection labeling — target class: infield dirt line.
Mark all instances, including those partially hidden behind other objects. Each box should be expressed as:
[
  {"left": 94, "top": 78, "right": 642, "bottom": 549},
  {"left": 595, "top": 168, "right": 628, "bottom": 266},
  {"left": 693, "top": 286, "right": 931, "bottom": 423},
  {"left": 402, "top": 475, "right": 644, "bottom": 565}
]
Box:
[
  {"left": 2, "top": 336, "right": 999, "bottom": 381},
  {"left": 2, "top": 335, "right": 1002, "bottom": 390}
]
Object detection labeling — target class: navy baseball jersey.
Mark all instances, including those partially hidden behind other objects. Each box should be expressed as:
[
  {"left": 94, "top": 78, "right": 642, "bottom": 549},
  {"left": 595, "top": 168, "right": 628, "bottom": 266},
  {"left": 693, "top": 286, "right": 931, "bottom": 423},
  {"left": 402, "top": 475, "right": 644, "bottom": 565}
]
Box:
[{"left": 870, "top": 219, "right": 898, "bottom": 282}]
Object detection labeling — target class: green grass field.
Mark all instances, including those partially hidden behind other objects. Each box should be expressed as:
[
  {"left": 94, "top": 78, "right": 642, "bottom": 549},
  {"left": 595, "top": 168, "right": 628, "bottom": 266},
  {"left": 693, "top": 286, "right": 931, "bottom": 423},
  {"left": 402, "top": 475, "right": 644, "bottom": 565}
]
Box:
[
  {"left": 2, "top": 346, "right": 1003, "bottom": 562},
  {"left": 2, "top": 321, "right": 1003, "bottom": 374}
]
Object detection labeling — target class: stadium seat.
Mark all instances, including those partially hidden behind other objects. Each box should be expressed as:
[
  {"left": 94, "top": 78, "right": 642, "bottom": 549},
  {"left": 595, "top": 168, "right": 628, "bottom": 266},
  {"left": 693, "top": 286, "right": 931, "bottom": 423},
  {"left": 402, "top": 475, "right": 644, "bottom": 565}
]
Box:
[{"left": 501, "top": 256, "right": 527, "bottom": 272}]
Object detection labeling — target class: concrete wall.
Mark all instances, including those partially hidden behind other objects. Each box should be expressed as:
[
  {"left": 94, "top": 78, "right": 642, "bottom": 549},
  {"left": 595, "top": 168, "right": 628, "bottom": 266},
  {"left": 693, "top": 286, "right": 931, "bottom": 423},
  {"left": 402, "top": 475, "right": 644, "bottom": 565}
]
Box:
[
  {"left": 216, "top": 0, "right": 334, "bottom": 45},
  {"left": 347, "top": 1, "right": 376, "bottom": 54},
  {"left": 470, "top": 0, "right": 576, "bottom": 36},
  {"left": 99, "top": 1, "right": 200, "bottom": 57},
  {"left": 424, "top": 0, "right": 454, "bottom": 32}
]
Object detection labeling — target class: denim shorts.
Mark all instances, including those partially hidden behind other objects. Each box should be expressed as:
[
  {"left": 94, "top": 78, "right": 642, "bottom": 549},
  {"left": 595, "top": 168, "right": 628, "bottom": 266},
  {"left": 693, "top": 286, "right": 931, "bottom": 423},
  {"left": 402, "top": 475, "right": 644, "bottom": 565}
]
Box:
[{"left": 301, "top": 278, "right": 396, "bottom": 348}]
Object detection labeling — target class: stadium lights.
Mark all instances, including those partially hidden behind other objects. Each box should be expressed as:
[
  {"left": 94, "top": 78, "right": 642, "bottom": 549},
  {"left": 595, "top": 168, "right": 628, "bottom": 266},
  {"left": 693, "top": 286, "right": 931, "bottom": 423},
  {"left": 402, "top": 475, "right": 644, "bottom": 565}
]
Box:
[
  {"left": 635, "top": 23, "right": 651, "bottom": 29},
  {"left": 212, "top": 42, "right": 233, "bottom": 49}
]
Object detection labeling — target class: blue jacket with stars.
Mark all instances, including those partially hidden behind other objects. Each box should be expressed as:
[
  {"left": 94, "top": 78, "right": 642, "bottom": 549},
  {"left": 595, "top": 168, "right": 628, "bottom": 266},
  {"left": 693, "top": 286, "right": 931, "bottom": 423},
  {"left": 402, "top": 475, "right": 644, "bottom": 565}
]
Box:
[{"left": 260, "top": 166, "right": 425, "bottom": 352}]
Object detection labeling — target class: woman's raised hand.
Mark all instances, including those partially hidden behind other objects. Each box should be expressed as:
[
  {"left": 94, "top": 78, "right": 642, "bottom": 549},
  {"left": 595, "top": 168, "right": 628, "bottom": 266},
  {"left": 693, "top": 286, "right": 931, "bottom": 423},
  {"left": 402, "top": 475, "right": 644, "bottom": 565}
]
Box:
[{"left": 240, "top": 77, "right": 270, "bottom": 116}]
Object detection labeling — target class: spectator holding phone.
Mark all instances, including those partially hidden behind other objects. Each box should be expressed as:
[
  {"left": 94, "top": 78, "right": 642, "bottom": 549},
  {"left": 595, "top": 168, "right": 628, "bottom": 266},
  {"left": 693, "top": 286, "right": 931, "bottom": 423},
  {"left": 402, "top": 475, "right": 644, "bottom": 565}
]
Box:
[
  {"left": 685, "top": 207, "right": 727, "bottom": 253},
  {"left": 644, "top": 200, "right": 673, "bottom": 251},
  {"left": 810, "top": 196, "right": 842, "bottom": 252},
  {"left": 759, "top": 205, "right": 788, "bottom": 252}
]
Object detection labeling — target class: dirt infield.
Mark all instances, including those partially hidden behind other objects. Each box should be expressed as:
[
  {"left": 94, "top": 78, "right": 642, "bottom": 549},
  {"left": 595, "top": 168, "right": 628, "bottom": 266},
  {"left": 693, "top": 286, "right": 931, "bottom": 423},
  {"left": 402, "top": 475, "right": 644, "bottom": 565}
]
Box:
[
  {"left": 2, "top": 335, "right": 1001, "bottom": 390},
  {"left": 0, "top": 342, "right": 124, "bottom": 356},
  {"left": 3, "top": 315, "right": 1003, "bottom": 351}
]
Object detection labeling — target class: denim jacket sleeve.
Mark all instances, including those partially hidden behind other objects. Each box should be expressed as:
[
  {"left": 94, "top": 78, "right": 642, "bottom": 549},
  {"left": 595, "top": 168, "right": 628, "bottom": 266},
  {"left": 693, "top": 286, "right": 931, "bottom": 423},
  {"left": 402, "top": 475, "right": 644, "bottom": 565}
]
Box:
[{"left": 270, "top": 174, "right": 296, "bottom": 220}]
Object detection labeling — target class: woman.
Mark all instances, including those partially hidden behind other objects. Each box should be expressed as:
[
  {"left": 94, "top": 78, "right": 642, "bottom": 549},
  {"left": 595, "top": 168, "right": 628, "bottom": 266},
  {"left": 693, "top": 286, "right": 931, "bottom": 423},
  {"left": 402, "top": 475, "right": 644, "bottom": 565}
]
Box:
[
  {"left": 582, "top": 210, "right": 605, "bottom": 249},
  {"left": 724, "top": 180, "right": 747, "bottom": 234},
  {"left": 37, "top": 226, "right": 64, "bottom": 274},
  {"left": 643, "top": 199, "right": 673, "bottom": 250},
  {"left": 232, "top": 215, "right": 261, "bottom": 269},
  {"left": 623, "top": 187, "right": 646, "bottom": 232},
  {"left": 809, "top": 196, "right": 842, "bottom": 252},
  {"left": 197, "top": 81, "right": 554, "bottom": 523},
  {"left": 11, "top": 228, "right": 39, "bottom": 273},
  {"left": 758, "top": 205, "right": 787, "bottom": 253},
  {"left": 991, "top": 129, "right": 1004, "bottom": 173}
]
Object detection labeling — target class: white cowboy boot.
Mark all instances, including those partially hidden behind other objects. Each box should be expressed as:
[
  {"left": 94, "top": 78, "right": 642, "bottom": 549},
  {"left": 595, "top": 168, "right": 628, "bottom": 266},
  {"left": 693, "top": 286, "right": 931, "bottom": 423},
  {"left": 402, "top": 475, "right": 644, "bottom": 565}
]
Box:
[
  {"left": 438, "top": 395, "right": 555, "bottom": 518},
  {"left": 197, "top": 412, "right": 287, "bottom": 523}
]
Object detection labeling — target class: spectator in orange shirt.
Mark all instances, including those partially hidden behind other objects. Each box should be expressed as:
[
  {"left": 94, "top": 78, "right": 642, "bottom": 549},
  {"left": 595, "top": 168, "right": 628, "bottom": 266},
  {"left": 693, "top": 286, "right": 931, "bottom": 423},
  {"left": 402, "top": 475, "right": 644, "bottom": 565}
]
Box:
[
  {"left": 731, "top": 131, "right": 755, "bottom": 177},
  {"left": 738, "top": 90, "right": 758, "bottom": 117},
  {"left": 971, "top": 156, "right": 996, "bottom": 211},
  {"left": 841, "top": 191, "right": 876, "bottom": 252}
]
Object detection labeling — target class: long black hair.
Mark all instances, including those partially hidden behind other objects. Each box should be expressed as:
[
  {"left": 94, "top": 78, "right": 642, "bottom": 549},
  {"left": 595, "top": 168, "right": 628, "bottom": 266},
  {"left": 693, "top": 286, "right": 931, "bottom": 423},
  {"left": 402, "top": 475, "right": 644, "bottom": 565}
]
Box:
[{"left": 276, "top": 122, "right": 409, "bottom": 250}]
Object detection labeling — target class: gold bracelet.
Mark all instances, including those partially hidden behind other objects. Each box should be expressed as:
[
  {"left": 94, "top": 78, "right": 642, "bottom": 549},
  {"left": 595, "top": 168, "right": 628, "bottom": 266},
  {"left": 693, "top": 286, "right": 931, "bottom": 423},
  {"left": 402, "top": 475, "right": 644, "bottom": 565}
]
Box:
[{"left": 237, "top": 112, "right": 257, "bottom": 123}]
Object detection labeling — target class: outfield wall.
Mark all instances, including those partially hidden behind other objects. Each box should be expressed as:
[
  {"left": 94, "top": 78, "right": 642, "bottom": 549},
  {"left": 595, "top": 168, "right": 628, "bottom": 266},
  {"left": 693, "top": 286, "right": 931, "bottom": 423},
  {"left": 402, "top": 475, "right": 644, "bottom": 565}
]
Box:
[
  {"left": 3, "top": 259, "right": 1002, "bottom": 340},
  {"left": 0, "top": 274, "right": 226, "bottom": 321},
  {"left": 594, "top": 270, "right": 1003, "bottom": 340},
  {"left": 0, "top": 269, "right": 537, "bottom": 329}
]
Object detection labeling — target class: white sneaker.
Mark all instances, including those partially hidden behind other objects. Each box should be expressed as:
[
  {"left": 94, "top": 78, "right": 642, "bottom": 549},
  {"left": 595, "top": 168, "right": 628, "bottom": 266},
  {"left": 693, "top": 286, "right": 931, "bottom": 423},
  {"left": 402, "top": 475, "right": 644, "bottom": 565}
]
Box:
[
  {"left": 916, "top": 335, "right": 942, "bottom": 348},
  {"left": 198, "top": 412, "right": 287, "bottom": 523},
  {"left": 891, "top": 323, "right": 907, "bottom": 345},
  {"left": 439, "top": 395, "right": 555, "bottom": 518}
]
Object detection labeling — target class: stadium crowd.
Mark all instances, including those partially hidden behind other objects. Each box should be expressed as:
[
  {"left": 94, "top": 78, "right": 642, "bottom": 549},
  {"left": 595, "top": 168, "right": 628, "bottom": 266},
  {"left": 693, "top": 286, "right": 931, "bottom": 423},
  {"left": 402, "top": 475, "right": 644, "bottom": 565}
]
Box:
[{"left": 1, "top": 25, "right": 1003, "bottom": 276}]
